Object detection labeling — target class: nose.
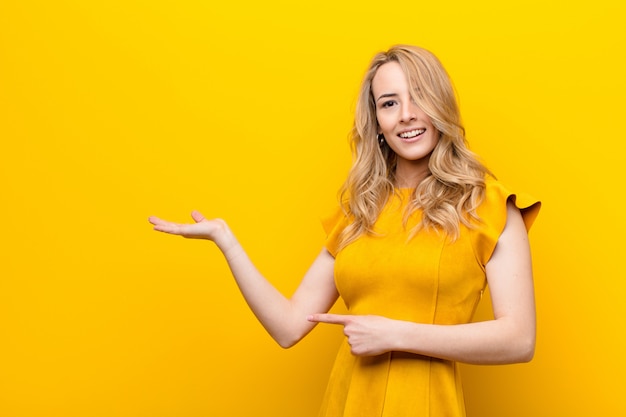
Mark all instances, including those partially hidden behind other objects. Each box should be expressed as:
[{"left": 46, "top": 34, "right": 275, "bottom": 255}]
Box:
[{"left": 400, "top": 102, "right": 418, "bottom": 123}]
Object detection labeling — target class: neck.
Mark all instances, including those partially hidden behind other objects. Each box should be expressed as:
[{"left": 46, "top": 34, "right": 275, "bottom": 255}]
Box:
[{"left": 394, "top": 160, "right": 430, "bottom": 188}]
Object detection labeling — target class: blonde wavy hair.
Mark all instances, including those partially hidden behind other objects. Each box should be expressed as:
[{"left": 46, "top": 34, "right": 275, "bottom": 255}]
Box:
[{"left": 338, "top": 45, "right": 491, "bottom": 249}]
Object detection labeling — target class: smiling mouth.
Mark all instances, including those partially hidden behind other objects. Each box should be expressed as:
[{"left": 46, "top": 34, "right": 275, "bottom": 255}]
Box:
[{"left": 399, "top": 129, "right": 426, "bottom": 139}]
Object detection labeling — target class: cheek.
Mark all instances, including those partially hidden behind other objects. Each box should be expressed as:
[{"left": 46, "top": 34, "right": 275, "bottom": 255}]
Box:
[
  {"left": 375, "top": 117, "right": 381, "bottom": 132},
  {"left": 376, "top": 114, "right": 394, "bottom": 133}
]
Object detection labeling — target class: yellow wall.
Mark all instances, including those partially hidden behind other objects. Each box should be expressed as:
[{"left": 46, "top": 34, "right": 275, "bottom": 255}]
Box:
[{"left": 1, "top": 1, "right": 624, "bottom": 415}]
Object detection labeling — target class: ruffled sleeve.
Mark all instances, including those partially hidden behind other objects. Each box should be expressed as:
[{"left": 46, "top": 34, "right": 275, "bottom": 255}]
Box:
[
  {"left": 472, "top": 177, "right": 542, "bottom": 267},
  {"left": 321, "top": 207, "right": 351, "bottom": 258}
]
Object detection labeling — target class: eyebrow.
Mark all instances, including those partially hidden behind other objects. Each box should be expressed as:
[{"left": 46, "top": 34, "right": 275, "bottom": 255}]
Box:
[{"left": 375, "top": 93, "right": 398, "bottom": 103}]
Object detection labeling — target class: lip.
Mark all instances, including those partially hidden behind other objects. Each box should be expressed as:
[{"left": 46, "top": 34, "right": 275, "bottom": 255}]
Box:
[{"left": 397, "top": 128, "right": 426, "bottom": 142}]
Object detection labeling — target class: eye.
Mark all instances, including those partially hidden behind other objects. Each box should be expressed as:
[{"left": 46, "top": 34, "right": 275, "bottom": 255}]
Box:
[{"left": 380, "top": 100, "right": 396, "bottom": 108}]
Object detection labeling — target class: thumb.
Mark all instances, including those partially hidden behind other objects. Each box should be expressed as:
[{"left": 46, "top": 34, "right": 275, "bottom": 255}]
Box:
[{"left": 191, "top": 210, "right": 206, "bottom": 223}]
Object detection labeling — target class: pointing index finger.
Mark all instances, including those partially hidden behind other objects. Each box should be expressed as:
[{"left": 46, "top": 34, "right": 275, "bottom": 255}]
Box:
[{"left": 307, "top": 313, "right": 350, "bottom": 325}]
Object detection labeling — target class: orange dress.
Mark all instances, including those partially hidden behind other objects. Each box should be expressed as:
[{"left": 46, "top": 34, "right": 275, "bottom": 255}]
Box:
[{"left": 319, "top": 177, "right": 540, "bottom": 417}]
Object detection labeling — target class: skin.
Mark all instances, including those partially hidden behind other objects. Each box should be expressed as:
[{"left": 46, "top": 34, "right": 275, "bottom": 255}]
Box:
[
  {"left": 373, "top": 61, "right": 439, "bottom": 188},
  {"left": 149, "top": 201, "right": 535, "bottom": 364},
  {"left": 148, "top": 64, "right": 536, "bottom": 365},
  {"left": 149, "top": 211, "right": 339, "bottom": 348},
  {"left": 308, "top": 201, "right": 536, "bottom": 364}
]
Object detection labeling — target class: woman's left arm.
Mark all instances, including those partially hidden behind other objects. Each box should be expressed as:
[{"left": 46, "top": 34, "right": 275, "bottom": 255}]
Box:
[{"left": 309, "top": 200, "right": 536, "bottom": 364}]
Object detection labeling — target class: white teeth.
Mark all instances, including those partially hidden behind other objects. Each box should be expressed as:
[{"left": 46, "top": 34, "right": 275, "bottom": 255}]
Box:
[{"left": 399, "top": 129, "right": 425, "bottom": 138}]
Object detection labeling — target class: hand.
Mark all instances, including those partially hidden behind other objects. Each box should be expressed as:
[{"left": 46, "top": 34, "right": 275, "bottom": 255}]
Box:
[
  {"left": 308, "top": 313, "right": 399, "bottom": 356},
  {"left": 148, "top": 210, "right": 228, "bottom": 241}
]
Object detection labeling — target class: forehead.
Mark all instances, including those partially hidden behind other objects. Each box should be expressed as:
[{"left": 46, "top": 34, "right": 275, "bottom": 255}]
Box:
[{"left": 371, "top": 61, "right": 410, "bottom": 96}]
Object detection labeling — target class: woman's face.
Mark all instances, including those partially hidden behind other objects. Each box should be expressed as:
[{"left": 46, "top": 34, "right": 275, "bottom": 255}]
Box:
[{"left": 372, "top": 62, "right": 439, "bottom": 183}]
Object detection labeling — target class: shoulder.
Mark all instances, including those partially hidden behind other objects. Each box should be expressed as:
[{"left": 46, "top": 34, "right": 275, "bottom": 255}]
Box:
[
  {"left": 479, "top": 175, "right": 541, "bottom": 231},
  {"left": 320, "top": 206, "right": 351, "bottom": 258},
  {"left": 471, "top": 175, "right": 541, "bottom": 265}
]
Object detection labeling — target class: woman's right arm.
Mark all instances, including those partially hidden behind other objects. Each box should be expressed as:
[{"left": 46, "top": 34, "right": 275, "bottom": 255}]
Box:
[{"left": 148, "top": 210, "right": 339, "bottom": 348}]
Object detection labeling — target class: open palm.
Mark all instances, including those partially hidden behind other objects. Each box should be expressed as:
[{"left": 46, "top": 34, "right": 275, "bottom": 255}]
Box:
[{"left": 148, "top": 210, "right": 226, "bottom": 241}]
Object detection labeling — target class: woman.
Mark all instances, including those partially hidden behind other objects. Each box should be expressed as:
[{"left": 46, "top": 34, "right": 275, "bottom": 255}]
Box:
[{"left": 149, "top": 45, "right": 540, "bottom": 416}]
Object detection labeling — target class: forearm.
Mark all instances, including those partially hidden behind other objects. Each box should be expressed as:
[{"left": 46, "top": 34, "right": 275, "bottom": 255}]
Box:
[
  {"left": 396, "top": 201, "right": 537, "bottom": 365},
  {"left": 392, "top": 318, "right": 535, "bottom": 365},
  {"left": 214, "top": 224, "right": 340, "bottom": 348},
  {"left": 214, "top": 227, "right": 304, "bottom": 346},
  {"left": 150, "top": 212, "right": 337, "bottom": 348}
]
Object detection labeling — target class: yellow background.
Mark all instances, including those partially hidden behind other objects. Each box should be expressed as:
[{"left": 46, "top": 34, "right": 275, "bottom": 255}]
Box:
[{"left": 1, "top": 0, "right": 624, "bottom": 416}]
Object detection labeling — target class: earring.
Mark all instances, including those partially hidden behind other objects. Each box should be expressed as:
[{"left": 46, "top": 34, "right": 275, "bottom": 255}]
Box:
[{"left": 377, "top": 133, "right": 385, "bottom": 146}]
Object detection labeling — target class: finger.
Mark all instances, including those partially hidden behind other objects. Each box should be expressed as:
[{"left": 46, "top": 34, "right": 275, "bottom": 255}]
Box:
[
  {"left": 148, "top": 216, "right": 164, "bottom": 226},
  {"left": 307, "top": 313, "right": 350, "bottom": 325},
  {"left": 153, "top": 224, "right": 183, "bottom": 235},
  {"left": 191, "top": 210, "right": 206, "bottom": 223},
  {"left": 148, "top": 217, "right": 184, "bottom": 234}
]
